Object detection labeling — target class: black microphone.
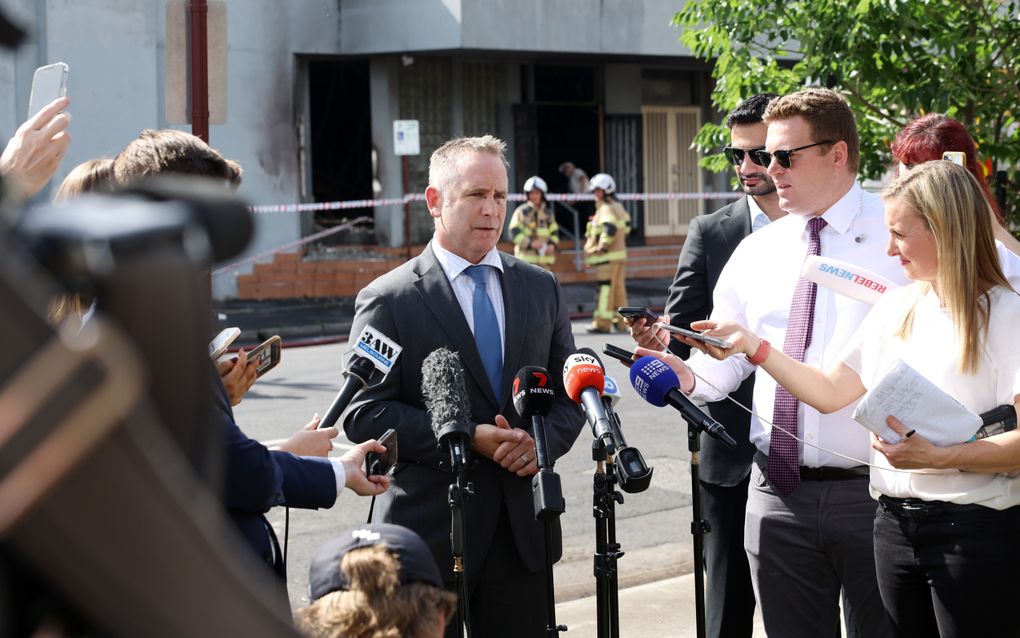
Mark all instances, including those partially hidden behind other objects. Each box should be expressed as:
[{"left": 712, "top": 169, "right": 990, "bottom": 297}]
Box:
[
  {"left": 562, "top": 347, "right": 618, "bottom": 452},
  {"left": 318, "top": 355, "right": 376, "bottom": 430},
  {"left": 513, "top": 366, "right": 565, "bottom": 521},
  {"left": 422, "top": 348, "right": 473, "bottom": 470},
  {"left": 600, "top": 377, "right": 653, "bottom": 493},
  {"left": 630, "top": 356, "right": 737, "bottom": 448}
]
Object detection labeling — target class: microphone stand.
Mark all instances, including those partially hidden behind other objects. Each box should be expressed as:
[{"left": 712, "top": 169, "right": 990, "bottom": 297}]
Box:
[
  {"left": 683, "top": 416, "right": 710, "bottom": 638},
  {"left": 530, "top": 414, "right": 568, "bottom": 637},
  {"left": 443, "top": 435, "right": 473, "bottom": 638},
  {"left": 591, "top": 437, "right": 623, "bottom": 638}
]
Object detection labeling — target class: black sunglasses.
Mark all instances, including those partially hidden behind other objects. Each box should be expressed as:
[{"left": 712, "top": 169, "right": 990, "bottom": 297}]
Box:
[
  {"left": 752, "top": 140, "right": 835, "bottom": 169},
  {"left": 723, "top": 146, "right": 766, "bottom": 167}
]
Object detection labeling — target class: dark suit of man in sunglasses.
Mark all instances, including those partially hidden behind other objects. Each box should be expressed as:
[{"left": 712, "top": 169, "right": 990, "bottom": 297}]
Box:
[{"left": 629, "top": 93, "right": 783, "bottom": 638}]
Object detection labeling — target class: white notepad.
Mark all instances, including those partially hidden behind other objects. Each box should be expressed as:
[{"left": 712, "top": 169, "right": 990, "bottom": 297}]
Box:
[{"left": 852, "top": 359, "right": 982, "bottom": 446}]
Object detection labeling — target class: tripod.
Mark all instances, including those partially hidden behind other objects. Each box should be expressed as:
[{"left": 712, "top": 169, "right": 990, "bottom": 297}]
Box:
[
  {"left": 530, "top": 413, "right": 568, "bottom": 637},
  {"left": 592, "top": 439, "right": 624, "bottom": 638}
]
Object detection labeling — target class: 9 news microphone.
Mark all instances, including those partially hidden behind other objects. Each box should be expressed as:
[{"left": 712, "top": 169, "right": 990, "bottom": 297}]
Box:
[
  {"left": 422, "top": 348, "right": 473, "bottom": 471},
  {"left": 513, "top": 366, "right": 565, "bottom": 520},
  {"left": 563, "top": 348, "right": 618, "bottom": 452},
  {"left": 630, "top": 356, "right": 737, "bottom": 447}
]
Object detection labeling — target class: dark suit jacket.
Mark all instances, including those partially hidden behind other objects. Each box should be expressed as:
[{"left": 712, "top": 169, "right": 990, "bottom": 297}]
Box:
[
  {"left": 212, "top": 366, "right": 337, "bottom": 578},
  {"left": 666, "top": 197, "right": 757, "bottom": 486},
  {"left": 342, "top": 244, "right": 584, "bottom": 585}
]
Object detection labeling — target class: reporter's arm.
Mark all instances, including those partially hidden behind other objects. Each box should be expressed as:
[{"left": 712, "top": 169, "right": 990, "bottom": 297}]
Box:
[{"left": 0, "top": 97, "right": 71, "bottom": 198}]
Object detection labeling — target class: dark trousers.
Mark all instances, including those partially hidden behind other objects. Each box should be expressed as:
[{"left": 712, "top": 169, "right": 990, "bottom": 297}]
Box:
[
  {"left": 745, "top": 459, "right": 892, "bottom": 638},
  {"left": 874, "top": 498, "right": 1020, "bottom": 638},
  {"left": 701, "top": 477, "right": 755, "bottom": 638},
  {"left": 444, "top": 506, "right": 549, "bottom": 638}
]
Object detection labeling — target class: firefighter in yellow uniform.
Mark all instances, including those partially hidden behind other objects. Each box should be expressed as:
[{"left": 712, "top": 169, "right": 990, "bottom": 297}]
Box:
[
  {"left": 508, "top": 176, "right": 559, "bottom": 270},
  {"left": 584, "top": 173, "right": 630, "bottom": 333}
]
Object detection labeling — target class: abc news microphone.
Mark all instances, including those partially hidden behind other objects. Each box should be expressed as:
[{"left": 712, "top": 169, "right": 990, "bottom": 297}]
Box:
[
  {"left": 630, "top": 356, "right": 737, "bottom": 447},
  {"left": 563, "top": 348, "right": 619, "bottom": 452}
]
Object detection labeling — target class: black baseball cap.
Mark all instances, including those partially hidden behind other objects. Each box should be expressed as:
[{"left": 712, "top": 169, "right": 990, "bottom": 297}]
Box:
[{"left": 308, "top": 523, "right": 443, "bottom": 601}]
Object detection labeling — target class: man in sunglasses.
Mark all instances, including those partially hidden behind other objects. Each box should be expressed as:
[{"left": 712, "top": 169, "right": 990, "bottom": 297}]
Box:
[
  {"left": 637, "top": 88, "right": 906, "bottom": 638},
  {"left": 630, "top": 93, "right": 781, "bottom": 638}
]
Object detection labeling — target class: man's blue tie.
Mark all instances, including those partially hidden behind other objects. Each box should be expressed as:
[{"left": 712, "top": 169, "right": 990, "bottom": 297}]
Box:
[{"left": 465, "top": 265, "right": 503, "bottom": 397}]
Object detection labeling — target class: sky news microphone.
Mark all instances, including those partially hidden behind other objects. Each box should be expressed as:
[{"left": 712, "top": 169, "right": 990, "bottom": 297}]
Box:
[
  {"left": 422, "top": 348, "right": 473, "bottom": 470},
  {"left": 318, "top": 325, "right": 402, "bottom": 430},
  {"left": 563, "top": 348, "right": 617, "bottom": 452},
  {"left": 630, "top": 356, "right": 737, "bottom": 447}
]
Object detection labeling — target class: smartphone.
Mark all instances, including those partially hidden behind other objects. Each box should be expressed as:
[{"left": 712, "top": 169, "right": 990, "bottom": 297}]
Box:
[
  {"left": 209, "top": 327, "right": 241, "bottom": 360},
  {"left": 656, "top": 323, "right": 733, "bottom": 349},
  {"left": 28, "top": 62, "right": 69, "bottom": 120},
  {"left": 942, "top": 151, "right": 966, "bottom": 167},
  {"left": 618, "top": 306, "right": 659, "bottom": 324},
  {"left": 366, "top": 428, "right": 397, "bottom": 476},
  {"left": 247, "top": 335, "right": 282, "bottom": 378},
  {"left": 602, "top": 343, "right": 636, "bottom": 368}
]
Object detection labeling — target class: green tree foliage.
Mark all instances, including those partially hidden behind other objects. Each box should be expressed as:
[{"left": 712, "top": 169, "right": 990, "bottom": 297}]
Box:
[{"left": 673, "top": 0, "right": 1020, "bottom": 231}]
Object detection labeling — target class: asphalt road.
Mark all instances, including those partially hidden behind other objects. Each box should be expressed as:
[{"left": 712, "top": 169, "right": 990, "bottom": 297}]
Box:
[{"left": 233, "top": 320, "right": 698, "bottom": 611}]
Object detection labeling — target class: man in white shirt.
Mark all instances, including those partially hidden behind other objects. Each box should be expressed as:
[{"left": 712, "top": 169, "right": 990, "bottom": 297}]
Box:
[{"left": 642, "top": 89, "right": 906, "bottom": 637}]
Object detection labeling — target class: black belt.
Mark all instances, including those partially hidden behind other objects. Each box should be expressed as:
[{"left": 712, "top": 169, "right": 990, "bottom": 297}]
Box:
[
  {"left": 799, "top": 465, "right": 870, "bottom": 481},
  {"left": 879, "top": 495, "right": 987, "bottom": 519}
]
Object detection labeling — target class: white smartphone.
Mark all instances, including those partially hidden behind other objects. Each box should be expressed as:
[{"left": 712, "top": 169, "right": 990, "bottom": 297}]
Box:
[
  {"left": 942, "top": 151, "right": 966, "bottom": 167},
  {"left": 655, "top": 323, "right": 733, "bottom": 349},
  {"left": 209, "top": 327, "right": 241, "bottom": 359},
  {"left": 28, "top": 62, "right": 69, "bottom": 120}
]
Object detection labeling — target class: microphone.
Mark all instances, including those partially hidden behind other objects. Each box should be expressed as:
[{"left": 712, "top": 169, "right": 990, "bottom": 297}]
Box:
[
  {"left": 318, "top": 355, "right": 376, "bottom": 430},
  {"left": 563, "top": 348, "right": 617, "bottom": 452},
  {"left": 801, "top": 255, "right": 899, "bottom": 305},
  {"left": 513, "top": 366, "right": 564, "bottom": 520},
  {"left": 630, "top": 356, "right": 737, "bottom": 448},
  {"left": 422, "top": 348, "right": 473, "bottom": 470},
  {"left": 601, "top": 375, "right": 653, "bottom": 493},
  {"left": 318, "top": 324, "right": 402, "bottom": 429}
]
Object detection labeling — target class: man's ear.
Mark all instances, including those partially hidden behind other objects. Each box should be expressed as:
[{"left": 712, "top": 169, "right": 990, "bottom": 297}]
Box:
[
  {"left": 425, "top": 185, "right": 442, "bottom": 219},
  {"left": 831, "top": 140, "right": 849, "bottom": 170}
]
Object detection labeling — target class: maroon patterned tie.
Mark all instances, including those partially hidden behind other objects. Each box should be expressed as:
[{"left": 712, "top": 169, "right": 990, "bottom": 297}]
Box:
[{"left": 769, "top": 216, "right": 827, "bottom": 496}]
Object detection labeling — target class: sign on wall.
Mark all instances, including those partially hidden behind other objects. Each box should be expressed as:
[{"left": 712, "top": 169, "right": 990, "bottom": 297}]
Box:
[{"left": 393, "top": 120, "right": 420, "bottom": 156}]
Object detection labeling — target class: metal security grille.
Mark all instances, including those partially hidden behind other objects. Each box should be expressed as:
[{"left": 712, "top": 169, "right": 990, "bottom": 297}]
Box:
[
  {"left": 642, "top": 106, "right": 703, "bottom": 236},
  {"left": 463, "top": 61, "right": 504, "bottom": 137},
  {"left": 605, "top": 114, "right": 643, "bottom": 237},
  {"left": 399, "top": 57, "right": 451, "bottom": 243}
]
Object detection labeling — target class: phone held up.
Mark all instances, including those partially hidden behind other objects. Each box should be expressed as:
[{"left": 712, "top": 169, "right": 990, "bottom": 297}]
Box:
[
  {"left": 209, "top": 327, "right": 241, "bottom": 360},
  {"left": 28, "top": 62, "right": 69, "bottom": 119},
  {"left": 656, "top": 323, "right": 733, "bottom": 350},
  {"left": 942, "top": 151, "right": 966, "bottom": 167},
  {"left": 602, "top": 343, "right": 636, "bottom": 368},
  {"left": 617, "top": 306, "right": 659, "bottom": 324},
  {"left": 246, "top": 335, "right": 282, "bottom": 378},
  {"left": 366, "top": 428, "right": 398, "bottom": 476}
]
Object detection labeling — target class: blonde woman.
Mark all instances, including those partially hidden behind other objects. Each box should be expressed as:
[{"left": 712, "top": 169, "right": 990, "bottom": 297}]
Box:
[{"left": 642, "top": 160, "right": 1020, "bottom": 637}]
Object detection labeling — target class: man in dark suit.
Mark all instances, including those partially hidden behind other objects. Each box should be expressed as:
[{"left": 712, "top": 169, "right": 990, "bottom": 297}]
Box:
[
  {"left": 631, "top": 94, "right": 783, "bottom": 638},
  {"left": 343, "top": 135, "right": 585, "bottom": 637}
]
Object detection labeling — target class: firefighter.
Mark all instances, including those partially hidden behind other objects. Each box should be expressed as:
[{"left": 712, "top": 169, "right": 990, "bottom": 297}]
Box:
[
  {"left": 584, "top": 173, "right": 630, "bottom": 333},
  {"left": 508, "top": 175, "right": 559, "bottom": 270}
]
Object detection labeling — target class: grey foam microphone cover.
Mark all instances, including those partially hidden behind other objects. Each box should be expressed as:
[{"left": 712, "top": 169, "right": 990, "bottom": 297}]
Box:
[{"left": 421, "top": 347, "right": 472, "bottom": 441}]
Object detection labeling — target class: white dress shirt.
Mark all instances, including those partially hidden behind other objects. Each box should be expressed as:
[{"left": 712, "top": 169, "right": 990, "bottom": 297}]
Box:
[
  {"left": 747, "top": 195, "right": 772, "bottom": 234},
  {"left": 842, "top": 284, "right": 1020, "bottom": 509},
  {"left": 431, "top": 240, "right": 507, "bottom": 347},
  {"left": 687, "top": 183, "right": 910, "bottom": 467}
]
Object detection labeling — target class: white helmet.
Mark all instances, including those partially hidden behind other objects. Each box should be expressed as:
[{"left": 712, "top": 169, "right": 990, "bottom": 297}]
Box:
[
  {"left": 588, "top": 173, "right": 616, "bottom": 194},
  {"left": 523, "top": 176, "right": 547, "bottom": 194}
]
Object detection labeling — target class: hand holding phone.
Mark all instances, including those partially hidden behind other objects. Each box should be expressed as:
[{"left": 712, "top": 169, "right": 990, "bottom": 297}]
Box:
[
  {"left": 656, "top": 323, "right": 733, "bottom": 349},
  {"left": 618, "top": 306, "right": 660, "bottom": 324},
  {"left": 246, "top": 335, "right": 283, "bottom": 378},
  {"left": 28, "top": 62, "right": 69, "bottom": 120},
  {"left": 602, "top": 343, "right": 636, "bottom": 367},
  {"left": 209, "top": 327, "right": 241, "bottom": 359},
  {"left": 366, "top": 429, "right": 398, "bottom": 476}
]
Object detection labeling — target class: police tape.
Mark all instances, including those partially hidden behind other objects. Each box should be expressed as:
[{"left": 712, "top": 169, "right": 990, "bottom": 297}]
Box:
[
  {"left": 212, "top": 216, "right": 372, "bottom": 276},
  {"left": 249, "top": 191, "right": 743, "bottom": 214}
]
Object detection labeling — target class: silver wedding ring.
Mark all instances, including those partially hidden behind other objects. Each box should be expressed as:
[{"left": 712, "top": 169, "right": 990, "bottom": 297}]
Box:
[{"left": 521, "top": 454, "right": 529, "bottom": 464}]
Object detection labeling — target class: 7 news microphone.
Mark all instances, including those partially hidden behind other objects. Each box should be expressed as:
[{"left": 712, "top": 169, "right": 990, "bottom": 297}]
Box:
[
  {"left": 422, "top": 348, "right": 473, "bottom": 470},
  {"left": 630, "top": 355, "right": 737, "bottom": 447},
  {"left": 512, "top": 365, "right": 565, "bottom": 520}
]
